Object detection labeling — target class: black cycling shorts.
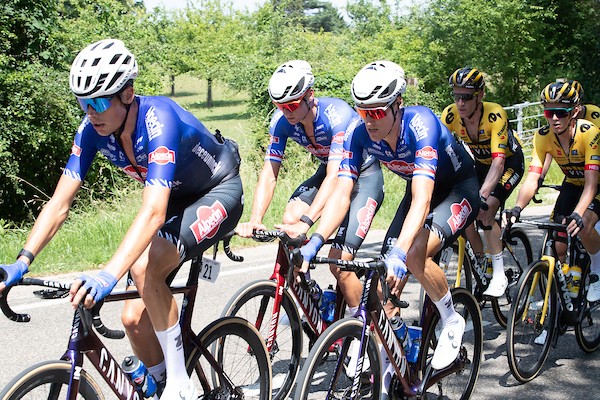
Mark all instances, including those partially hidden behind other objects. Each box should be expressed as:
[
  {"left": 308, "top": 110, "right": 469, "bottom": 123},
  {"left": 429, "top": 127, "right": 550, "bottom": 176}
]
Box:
[
  {"left": 290, "top": 162, "right": 384, "bottom": 255},
  {"left": 475, "top": 150, "right": 524, "bottom": 204}
]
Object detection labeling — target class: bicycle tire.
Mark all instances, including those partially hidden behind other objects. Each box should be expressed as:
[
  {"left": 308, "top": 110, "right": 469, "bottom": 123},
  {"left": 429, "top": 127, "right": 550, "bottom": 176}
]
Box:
[
  {"left": 506, "top": 260, "right": 558, "bottom": 383},
  {"left": 575, "top": 263, "right": 600, "bottom": 352},
  {"left": 293, "top": 318, "right": 381, "bottom": 400},
  {"left": 186, "top": 316, "right": 271, "bottom": 400},
  {"left": 0, "top": 360, "right": 102, "bottom": 400},
  {"left": 221, "top": 279, "right": 303, "bottom": 400},
  {"left": 419, "top": 288, "right": 483, "bottom": 400},
  {"left": 492, "top": 227, "right": 533, "bottom": 328}
]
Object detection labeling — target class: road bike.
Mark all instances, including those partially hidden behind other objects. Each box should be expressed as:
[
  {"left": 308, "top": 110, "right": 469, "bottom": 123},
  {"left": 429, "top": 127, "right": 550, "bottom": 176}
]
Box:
[
  {"left": 221, "top": 230, "right": 352, "bottom": 400},
  {"left": 506, "top": 219, "right": 600, "bottom": 383},
  {"left": 429, "top": 202, "right": 533, "bottom": 328},
  {"left": 0, "top": 233, "right": 272, "bottom": 399},
  {"left": 293, "top": 255, "right": 483, "bottom": 400}
]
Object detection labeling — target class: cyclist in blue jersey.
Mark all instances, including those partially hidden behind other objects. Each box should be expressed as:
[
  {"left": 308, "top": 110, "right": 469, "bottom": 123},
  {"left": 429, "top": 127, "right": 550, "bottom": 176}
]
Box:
[
  {"left": 297, "top": 61, "right": 480, "bottom": 387},
  {"left": 236, "top": 60, "right": 384, "bottom": 319},
  {"left": 0, "top": 39, "right": 243, "bottom": 400}
]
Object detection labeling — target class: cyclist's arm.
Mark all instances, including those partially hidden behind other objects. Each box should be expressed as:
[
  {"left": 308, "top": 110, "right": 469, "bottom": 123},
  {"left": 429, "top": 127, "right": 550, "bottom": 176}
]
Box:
[
  {"left": 237, "top": 160, "right": 281, "bottom": 237},
  {"left": 101, "top": 185, "right": 171, "bottom": 280},
  {"left": 303, "top": 156, "right": 341, "bottom": 224},
  {"left": 479, "top": 156, "right": 504, "bottom": 200},
  {"left": 574, "top": 169, "right": 599, "bottom": 217},
  {"left": 395, "top": 175, "right": 433, "bottom": 254},
  {"left": 23, "top": 175, "right": 81, "bottom": 260},
  {"left": 313, "top": 176, "right": 354, "bottom": 240}
]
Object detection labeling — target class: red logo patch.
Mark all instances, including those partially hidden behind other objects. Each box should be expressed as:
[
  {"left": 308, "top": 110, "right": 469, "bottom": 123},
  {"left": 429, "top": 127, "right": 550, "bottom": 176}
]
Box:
[
  {"left": 189, "top": 201, "right": 228, "bottom": 243},
  {"left": 415, "top": 146, "right": 437, "bottom": 161},
  {"left": 384, "top": 160, "right": 414, "bottom": 175},
  {"left": 332, "top": 132, "right": 345, "bottom": 144},
  {"left": 447, "top": 199, "right": 473, "bottom": 234},
  {"left": 355, "top": 198, "right": 378, "bottom": 239},
  {"left": 71, "top": 143, "right": 82, "bottom": 157},
  {"left": 123, "top": 165, "right": 148, "bottom": 182},
  {"left": 149, "top": 146, "right": 175, "bottom": 165}
]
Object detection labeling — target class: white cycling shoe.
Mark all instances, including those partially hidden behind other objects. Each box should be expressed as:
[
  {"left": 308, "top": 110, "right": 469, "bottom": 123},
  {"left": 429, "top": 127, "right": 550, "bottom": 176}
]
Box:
[
  {"left": 431, "top": 315, "right": 465, "bottom": 370},
  {"left": 483, "top": 275, "right": 508, "bottom": 298},
  {"left": 160, "top": 379, "right": 197, "bottom": 400},
  {"left": 587, "top": 274, "right": 600, "bottom": 302}
]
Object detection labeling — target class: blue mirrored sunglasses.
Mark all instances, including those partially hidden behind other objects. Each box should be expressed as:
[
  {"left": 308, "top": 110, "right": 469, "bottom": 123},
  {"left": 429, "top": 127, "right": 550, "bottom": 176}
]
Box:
[{"left": 77, "top": 96, "right": 114, "bottom": 113}]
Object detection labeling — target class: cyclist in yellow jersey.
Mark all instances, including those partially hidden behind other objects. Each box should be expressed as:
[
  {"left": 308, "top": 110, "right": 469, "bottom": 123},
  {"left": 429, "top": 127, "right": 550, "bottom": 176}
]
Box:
[
  {"left": 504, "top": 81, "right": 600, "bottom": 302},
  {"left": 442, "top": 67, "right": 525, "bottom": 297}
]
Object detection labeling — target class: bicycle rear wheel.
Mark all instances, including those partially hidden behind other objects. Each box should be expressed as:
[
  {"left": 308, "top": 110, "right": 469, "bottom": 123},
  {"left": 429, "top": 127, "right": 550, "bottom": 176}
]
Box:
[
  {"left": 492, "top": 227, "right": 533, "bottom": 328},
  {"left": 419, "top": 288, "right": 483, "bottom": 400},
  {"left": 506, "top": 260, "right": 557, "bottom": 383},
  {"left": 575, "top": 264, "right": 600, "bottom": 352},
  {"left": 221, "top": 279, "right": 303, "bottom": 400},
  {"left": 294, "top": 318, "right": 381, "bottom": 400},
  {"left": 186, "top": 316, "right": 271, "bottom": 400},
  {"left": 0, "top": 360, "right": 102, "bottom": 400}
]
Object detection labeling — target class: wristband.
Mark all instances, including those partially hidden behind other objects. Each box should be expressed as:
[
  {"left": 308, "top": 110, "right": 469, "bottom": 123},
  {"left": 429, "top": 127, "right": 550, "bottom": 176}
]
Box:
[
  {"left": 300, "top": 214, "right": 314, "bottom": 227},
  {"left": 310, "top": 233, "right": 325, "bottom": 246},
  {"left": 17, "top": 248, "right": 35, "bottom": 264}
]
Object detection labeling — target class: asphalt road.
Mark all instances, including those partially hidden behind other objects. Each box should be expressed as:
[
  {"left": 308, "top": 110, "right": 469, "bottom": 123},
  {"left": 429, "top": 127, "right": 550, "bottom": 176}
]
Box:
[{"left": 1, "top": 204, "right": 598, "bottom": 399}]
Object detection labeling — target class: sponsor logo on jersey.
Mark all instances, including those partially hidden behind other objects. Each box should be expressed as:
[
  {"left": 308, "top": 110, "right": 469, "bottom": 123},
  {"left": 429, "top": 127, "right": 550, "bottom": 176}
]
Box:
[
  {"left": 71, "top": 143, "right": 82, "bottom": 157},
  {"left": 383, "top": 160, "right": 414, "bottom": 175},
  {"left": 145, "top": 106, "right": 164, "bottom": 141},
  {"left": 447, "top": 198, "right": 472, "bottom": 234},
  {"left": 269, "top": 135, "right": 280, "bottom": 144},
  {"left": 189, "top": 201, "right": 228, "bottom": 243},
  {"left": 355, "top": 197, "right": 378, "bottom": 239},
  {"left": 415, "top": 146, "right": 437, "bottom": 161},
  {"left": 409, "top": 112, "right": 429, "bottom": 141},
  {"left": 123, "top": 165, "right": 148, "bottom": 182},
  {"left": 332, "top": 132, "right": 344, "bottom": 144},
  {"left": 342, "top": 150, "right": 354, "bottom": 160},
  {"left": 324, "top": 103, "right": 342, "bottom": 127},
  {"left": 149, "top": 146, "right": 175, "bottom": 165},
  {"left": 307, "top": 143, "right": 329, "bottom": 158}
]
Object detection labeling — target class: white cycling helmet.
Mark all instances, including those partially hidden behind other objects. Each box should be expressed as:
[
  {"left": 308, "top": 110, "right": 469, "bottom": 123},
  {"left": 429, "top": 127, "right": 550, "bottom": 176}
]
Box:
[
  {"left": 268, "top": 60, "right": 314, "bottom": 103},
  {"left": 70, "top": 39, "right": 138, "bottom": 99},
  {"left": 351, "top": 60, "right": 407, "bottom": 107}
]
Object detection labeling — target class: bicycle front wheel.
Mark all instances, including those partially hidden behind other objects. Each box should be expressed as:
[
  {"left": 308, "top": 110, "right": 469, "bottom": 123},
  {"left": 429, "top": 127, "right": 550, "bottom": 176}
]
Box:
[
  {"left": 492, "top": 227, "right": 533, "bottom": 328},
  {"left": 294, "top": 318, "right": 381, "bottom": 400},
  {"left": 186, "top": 316, "right": 271, "bottom": 400},
  {"left": 506, "top": 260, "right": 557, "bottom": 383},
  {"left": 221, "top": 279, "right": 303, "bottom": 400},
  {"left": 0, "top": 360, "right": 102, "bottom": 400},
  {"left": 575, "top": 264, "right": 600, "bottom": 352},
  {"left": 419, "top": 288, "right": 483, "bottom": 400}
]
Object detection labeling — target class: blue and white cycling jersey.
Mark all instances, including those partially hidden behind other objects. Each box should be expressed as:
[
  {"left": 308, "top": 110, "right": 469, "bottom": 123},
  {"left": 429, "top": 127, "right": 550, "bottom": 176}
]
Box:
[
  {"left": 340, "top": 105, "right": 474, "bottom": 186},
  {"left": 64, "top": 96, "right": 240, "bottom": 199},
  {"left": 266, "top": 97, "right": 377, "bottom": 171}
]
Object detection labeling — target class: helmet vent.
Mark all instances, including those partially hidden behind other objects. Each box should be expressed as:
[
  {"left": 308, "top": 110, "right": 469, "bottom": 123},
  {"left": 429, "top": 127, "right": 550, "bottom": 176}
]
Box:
[
  {"left": 289, "top": 77, "right": 305, "bottom": 97},
  {"left": 92, "top": 58, "right": 101, "bottom": 67},
  {"left": 85, "top": 76, "right": 92, "bottom": 89},
  {"left": 379, "top": 80, "right": 397, "bottom": 99},
  {"left": 107, "top": 72, "right": 124, "bottom": 90},
  {"left": 109, "top": 54, "right": 121, "bottom": 65}
]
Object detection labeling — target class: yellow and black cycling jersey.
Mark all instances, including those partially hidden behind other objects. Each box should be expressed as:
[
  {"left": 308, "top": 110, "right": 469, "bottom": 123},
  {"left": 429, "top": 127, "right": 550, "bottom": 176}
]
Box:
[
  {"left": 580, "top": 104, "right": 600, "bottom": 127},
  {"left": 441, "top": 101, "right": 522, "bottom": 165},
  {"left": 529, "top": 119, "right": 600, "bottom": 186}
]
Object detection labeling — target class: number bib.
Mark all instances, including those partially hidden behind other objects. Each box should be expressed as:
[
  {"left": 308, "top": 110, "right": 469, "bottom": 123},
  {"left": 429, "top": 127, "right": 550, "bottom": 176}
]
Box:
[{"left": 199, "top": 257, "right": 221, "bottom": 283}]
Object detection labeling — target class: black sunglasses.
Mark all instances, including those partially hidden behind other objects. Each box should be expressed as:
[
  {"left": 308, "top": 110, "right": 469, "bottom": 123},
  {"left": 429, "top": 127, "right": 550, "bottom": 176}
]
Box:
[{"left": 452, "top": 91, "right": 479, "bottom": 102}]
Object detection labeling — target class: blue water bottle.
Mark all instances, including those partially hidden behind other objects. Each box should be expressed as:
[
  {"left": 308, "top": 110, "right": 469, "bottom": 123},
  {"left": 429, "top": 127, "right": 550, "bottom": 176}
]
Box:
[
  {"left": 320, "top": 285, "right": 337, "bottom": 323},
  {"left": 406, "top": 325, "right": 422, "bottom": 363},
  {"left": 122, "top": 355, "right": 157, "bottom": 398},
  {"left": 390, "top": 316, "right": 411, "bottom": 355}
]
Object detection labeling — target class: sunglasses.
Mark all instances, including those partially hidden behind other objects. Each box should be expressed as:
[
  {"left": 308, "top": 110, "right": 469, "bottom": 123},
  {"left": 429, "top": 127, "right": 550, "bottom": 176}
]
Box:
[
  {"left": 543, "top": 107, "right": 574, "bottom": 119},
  {"left": 274, "top": 96, "right": 306, "bottom": 113},
  {"left": 452, "top": 91, "right": 479, "bottom": 102},
  {"left": 355, "top": 99, "right": 395, "bottom": 120},
  {"left": 77, "top": 96, "right": 115, "bottom": 113}
]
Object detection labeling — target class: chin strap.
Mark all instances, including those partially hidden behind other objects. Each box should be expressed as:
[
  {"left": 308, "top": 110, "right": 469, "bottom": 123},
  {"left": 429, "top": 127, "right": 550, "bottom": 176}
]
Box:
[
  {"left": 112, "top": 102, "right": 144, "bottom": 182},
  {"left": 383, "top": 104, "right": 402, "bottom": 139}
]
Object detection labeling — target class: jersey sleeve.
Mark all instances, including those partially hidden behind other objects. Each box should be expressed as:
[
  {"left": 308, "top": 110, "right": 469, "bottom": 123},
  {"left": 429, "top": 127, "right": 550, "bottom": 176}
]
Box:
[
  {"left": 488, "top": 105, "right": 510, "bottom": 159},
  {"left": 265, "top": 112, "right": 289, "bottom": 164},
  {"left": 63, "top": 118, "right": 98, "bottom": 181},
  {"left": 338, "top": 118, "right": 365, "bottom": 181},
  {"left": 411, "top": 109, "right": 441, "bottom": 181},
  {"left": 584, "top": 123, "right": 600, "bottom": 172},
  {"left": 528, "top": 127, "right": 549, "bottom": 174},
  {"left": 144, "top": 105, "right": 180, "bottom": 188}
]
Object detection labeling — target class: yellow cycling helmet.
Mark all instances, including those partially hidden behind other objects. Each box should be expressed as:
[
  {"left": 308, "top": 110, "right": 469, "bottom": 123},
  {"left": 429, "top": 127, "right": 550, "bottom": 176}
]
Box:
[
  {"left": 448, "top": 67, "right": 485, "bottom": 90},
  {"left": 568, "top": 80, "right": 584, "bottom": 101},
  {"left": 540, "top": 81, "right": 580, "bottom": 105}
]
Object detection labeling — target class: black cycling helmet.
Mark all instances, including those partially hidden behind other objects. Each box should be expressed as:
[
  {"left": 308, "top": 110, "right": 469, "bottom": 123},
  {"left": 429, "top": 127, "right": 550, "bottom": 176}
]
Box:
[
  {"left": 568, "top": 80, "right": 584, "bottom": 101},
  {"left": 449, "top": 67, "right": 485, "bottom": 90},
  {"left": 540, "top": 81, "right": 580, "bottom": 105}
]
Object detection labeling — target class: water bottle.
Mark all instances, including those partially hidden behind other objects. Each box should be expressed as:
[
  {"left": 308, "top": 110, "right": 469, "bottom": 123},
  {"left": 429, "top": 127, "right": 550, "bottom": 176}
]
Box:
[
  {"left": 569, "top": 265, "right": 582, "bottom": 298},
  {"left": 320, "top": 285, "right": 337, "bottom": 323},
  {"left": 484, "top": 253, "right": 493, "bottom": 278},
  {"left": 406, "top": 326, "right": 422, "bottom": 364},
  {"left": 122, "top": 356, "right": 157, "bottom": 398},
  {"left": 390, "top": 316, "right": 411, "bottom": 355},
  {"left": 560, "top": 262, "right": 574, "bottom": 294},
  {"left": 308, "top": 280, "right": 323, "bottom": 307}
]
